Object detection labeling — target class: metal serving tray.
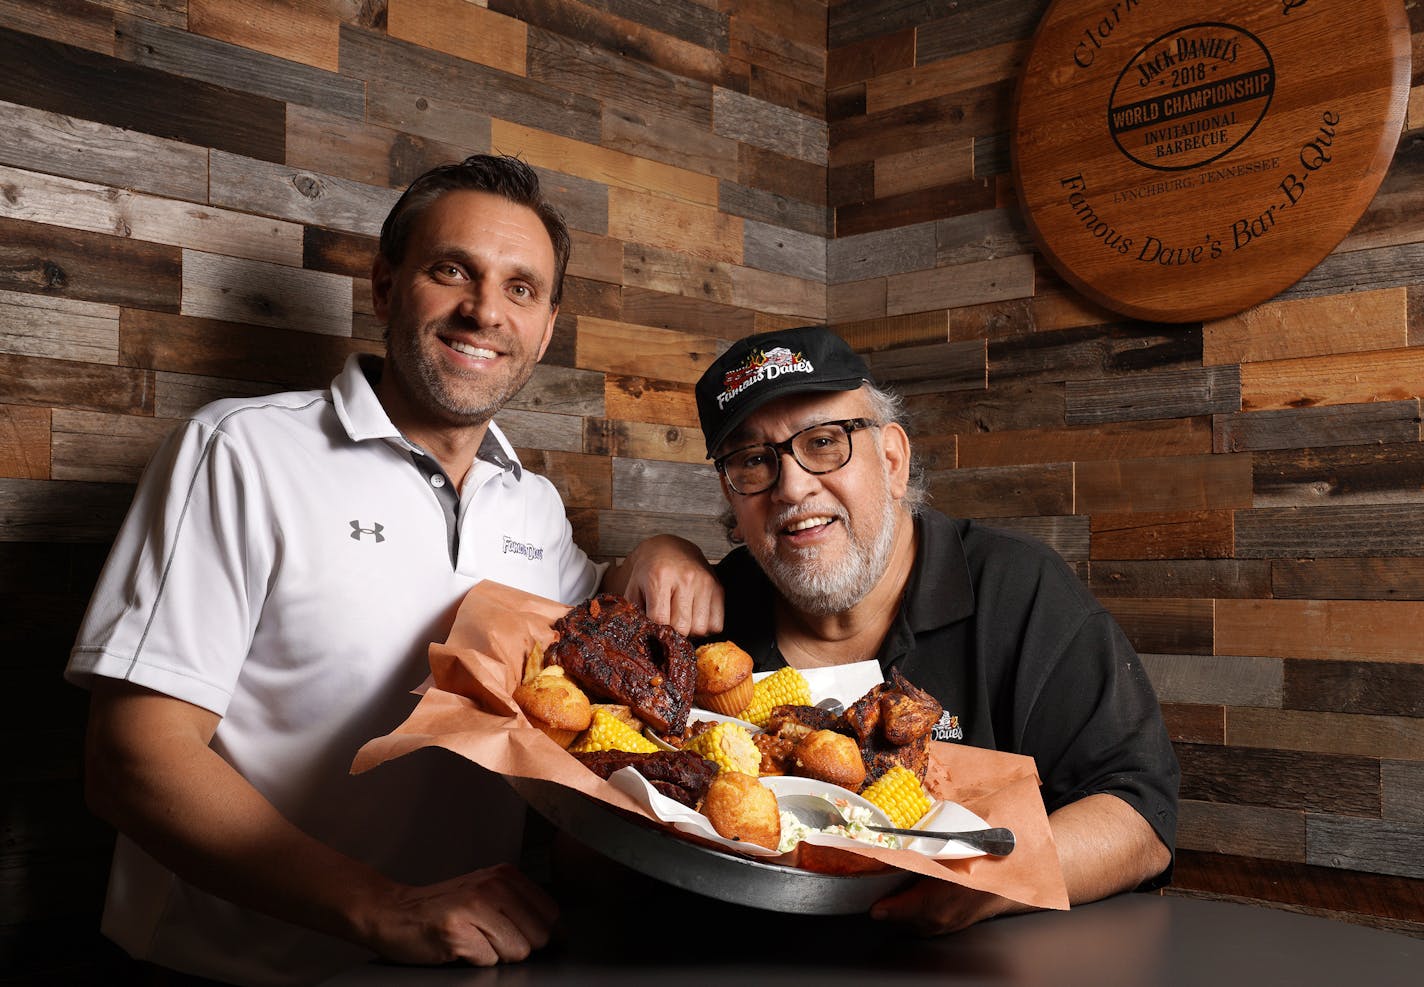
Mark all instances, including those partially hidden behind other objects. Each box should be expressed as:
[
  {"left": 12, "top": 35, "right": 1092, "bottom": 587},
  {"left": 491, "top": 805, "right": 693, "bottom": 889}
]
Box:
[{"left": 509, "top": 775, "right": 915, "bottom": 915}]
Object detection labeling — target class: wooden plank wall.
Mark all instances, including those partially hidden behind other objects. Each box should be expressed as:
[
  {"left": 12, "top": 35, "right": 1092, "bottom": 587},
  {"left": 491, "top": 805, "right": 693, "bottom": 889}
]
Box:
[
  {"left": 827, "top": 0, "right": 1424, "bottom": 938},
  {"left": 2, "top": 1, "right": 1421, "bottom": 977},
  {"left": 0, "top": 1, "right": 826, "bottom": 978}
]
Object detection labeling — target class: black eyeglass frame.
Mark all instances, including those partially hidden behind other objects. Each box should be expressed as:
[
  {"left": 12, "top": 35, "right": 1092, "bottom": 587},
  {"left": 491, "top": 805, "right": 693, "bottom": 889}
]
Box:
[{"left": 713, "top": 417, "right": 878, "bottom": 495}]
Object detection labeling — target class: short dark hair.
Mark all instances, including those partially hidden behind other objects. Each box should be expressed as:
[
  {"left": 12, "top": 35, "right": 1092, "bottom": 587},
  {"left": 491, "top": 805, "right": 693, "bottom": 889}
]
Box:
[{"left": 378, "top": 154, "right": 572, "bottom": 307}]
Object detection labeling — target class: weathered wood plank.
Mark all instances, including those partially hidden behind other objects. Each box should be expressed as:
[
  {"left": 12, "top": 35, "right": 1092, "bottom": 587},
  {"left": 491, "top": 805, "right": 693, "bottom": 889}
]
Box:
[
  {"left": 1100, "top": 597, "right": 1214, "bottom": 655},
  {"left": 739, "top": 220, "right": 825, "bottom": 282},
  {"left": 1278, "top": 242, "right": 1424, "bottom": 302},
  {"left": 873, "top": 140, "right": 974, "bottom": 201},
  {"left": 303, "top": 227, "right": 378, "bottom": 281},
  {"left": 508, "top": 363, "right": 604, "bottom": 418},
  {"left": 154, "top": 371, "right": 274, "bottom": 420},
  {"left": 975, "top": 516, "right": 1089, "bottom": 562},
  {"left": 209, "top": 152, "right": 399, "bottom": 240},
  {"left": 1161, "top": 703, "right": 1225, "bottom": 744},
  {"left": 1271, "top": 558, "right": 1424, "bottom": 602},
  {"left": 902, "top": 379, "right": 1065, "bottom": 436},
  {"left": 1140, "top": 653, "right": 1282, "bottom": 708},
  {"left": 1383, "top": 761, "right": 1424, "bottom": 823},
  {"left": 286, "top": 103, "right": 479, "bottom": 191},
  {"left": 0, "top": 216, "right": 181, "bottom": 312},
  {"left": 865, "top": 338, "right": 985, "bottom": 395},
  {"left": 0, "top": 27, "right": 285, "bottom": 163},
  {"left": 1251, "top": 442, "right": 1424, "bottom": 509},
  {"left": 115, "top": 12, "right": 365, "bottom": 118},
  {"left": 1202, "top": 288, "right": 1409, "bottom": 366},
  {"left": 1029, "top": 289, "right": 1121, "bottom": 333},
  {"left": 934, "top": 207, "right": 1033, "bottom": 267},
  {"left": 719, "top": 182, "right": 829, "bottom": 239},
  {"left": 958, "top": 417, "right": 1213, "bottom": 468},
  {"left": 1067, "top": 366, "right": 1241, "bottom": 425},
  {"left": 914, "top": 0, "right": 1049, "bottom": 65},
  {"left": 527, "top": 24, "right": 712, "bottom": 129},
  {"left": 587, "top": 418, "right": 709, "bottom": 466},
  {"left": 188, "top": 0, "right": 345, "bottom": 73},
  {"left": 603, "top": 375, "right": 699, "bottom": 429},
  {"left": 623, "top": 244, "right": 735, "bottom": 306},
  {"left": 490, "top": 408, "right": 582, "bottom": 453},
  {"left": 338, "top": 24, "right": 601, "bottom": 145},
  {"left": 1177, "top": 800, "right": 1304, "bottom": 861},
  {"left": 837, "top": 179, "right": 998, "bottom": 238},
  {"left": 608, "top": 187, "right": 742, "bottom": 266},
  {"left": 830, "top": 81, "right": 1011, "bottom": 167},
  {"left": 574, "top": 316, "right": 724, "bottom": 385},
  {"left": 948, "top": 298, "right": 1035, "bottom": 342},
  {"left": 1076, "top": 452, "right": 1254, "bottom": 515},
  {"left": 1216, "top": 599, "right": 1424, "bottom": 663},
  {"left": 619, "top": 287, "right": 751, "bottom": 339},
  {"left": 828, "top": 223, "right": 936, "bottom": 285},
  {"left": 729, "top": 264, "right": 826, "bottom": 321},
  {"left": 50, "top": 409, "right": 173, "bottom": 483},
  {"left": 886, "top": 254, "right": 1033, "bottom": 317},
  {"left": 595, "top": 508, "right": 728, "bottom": 561},
  {"left": 867, "top": 38, "right": 1027, "bottom": 114},
  {"left": 611, "top": 458, "right": 722, "bottom": 516},
  {"left": 0, "top": 289, "right": 119, "bottom": 365},
  {"left": 0, "top": 98, "right": 208, "bottom": 203},
  {"left": 924, "top": 462, "right": 1073, "bottom": 519},
  {"left": 1235, "top": 504, "right": 1424, "bottom": 558},
  {"left": 491, "top": 119, "right": 717, "bottom": 209},
  {"left": 120, "top": 308, "right": 376, "bottom": 391},
  {"left": 1175, "top": 741, "right": 1380, "bottom": 815},
  {"left": 388, "top": 0, "right": 526, "bottom": 77},
  {"left": 1091, "top": 510, "right": 1234, "bottom": 561},
  {"left": 488, "top": 0, "right": 728, "bottom": 88},
  {"left": 828, "top": 161, "right": 874, "bottom": 208},
  {"left": 834, "top": 311, "right": 947, "bottom": 352},
  {"left": 0, "top": 478, "right": 133, "bottom": 542},
  {"left": 597, "top": 0, "right": 729, "bottom": 50},
  {"left": 1241, "top": 347, "right": 1424, "bottom": 412},
  {"left": 566, "top": 230, "right": 624, "bottom": 286},
  {"left": 1216, "top": 400, "right": 1422, "bottom": 454},
  {"left": 0, "top": 0, "right": 114, "bottom": 55},
  {"left": 828, "top": 0, "right": 959, "bottom": 49},
  {"left": 1090, "top": 559, "right": 1271, "bottom": 599},
  {"left": 0, "top": 405, "right": 49, "bottom": 480},
  {"left": 364, "top": 82, "right": 494, "bottom": 157},
  {"left": 712, "top": 87, "right": 827, "bottom": 167},
  {"left": 729, "top": 0, "right": 823, "bottom": 89},
  {"left": 181, "top": 250, "right": 353, "bottom": 336},
  {"left": 827, "top": 278, "right": 887, "bottom": 323},
  {"left": 1307, "top": 815, "right": 1424, "bottom": 881},
  {"left": 0, "top": 163, "right": 303, "bottom": 268},
  {"left": 509, "top": 447, "right": 610, "bottom": 510},
  {"left": 602, "top": 102, "right": 739, "bottom": 184},
  {"left": 1285, "top": 659, "right": 1424, "bottom": 717},
  {"left": 826, "top": 27, "right": 914, "bottom": 89},
  {"left": 1233, "top": 707, "right": 1424, "bottom": 761},
  {"left": 989, "top": 323, "right": 1202, "bottom": 384}
]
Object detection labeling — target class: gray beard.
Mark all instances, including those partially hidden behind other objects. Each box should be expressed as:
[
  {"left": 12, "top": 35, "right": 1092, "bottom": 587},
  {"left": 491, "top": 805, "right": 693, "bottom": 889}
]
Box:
[{"left": 755, "top": 493, "right": 900, "bottom": 617}]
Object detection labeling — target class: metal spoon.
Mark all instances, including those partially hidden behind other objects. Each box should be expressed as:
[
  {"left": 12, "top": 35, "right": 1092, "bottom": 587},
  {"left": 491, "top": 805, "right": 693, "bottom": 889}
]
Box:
[{"left": 779, "top": 792, "right": 1016, "bottom": 856}]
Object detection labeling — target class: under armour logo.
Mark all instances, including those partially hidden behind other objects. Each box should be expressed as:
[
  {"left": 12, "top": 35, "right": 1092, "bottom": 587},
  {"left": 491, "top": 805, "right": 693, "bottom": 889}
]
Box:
[{"left": 350, "top": 520, "right": 385, "bottom": 543}]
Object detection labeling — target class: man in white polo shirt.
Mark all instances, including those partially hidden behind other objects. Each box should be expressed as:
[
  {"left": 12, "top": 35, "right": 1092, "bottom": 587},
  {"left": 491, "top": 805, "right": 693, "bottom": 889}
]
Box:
[{"left": 65, "top": 155, "right": 721, "bottom": 987}]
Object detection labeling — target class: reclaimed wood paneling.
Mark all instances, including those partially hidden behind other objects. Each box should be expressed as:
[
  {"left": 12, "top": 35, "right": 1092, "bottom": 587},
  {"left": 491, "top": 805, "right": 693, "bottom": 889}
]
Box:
[
  {"left": 0, "top": 405, "right": 49, "bottom": 480},
  {"left": 1217, "top": 401, "right": 1423, "bottom": 454},
  {"left": 388, "top": 0, "right": 527, "bottom": 78},
  {"left": 611, "top": 457, "right": 722, "bottom": 516},
  {"left": 0, "top": 216, "right": 181, "bottom": 312},
  {"left": 286, "top": 103, "right": 479, "bottom": 191},
  {"left": 364, "top": 82, "right": 495, "bottom": 156},
  {"left": 603, "top": 102, "right": 739, "bottom": 182},
  {"left": 826, "top": 28, "right": 914, "bottom": 89},
  {"left": 492, "top": 408, "right": 583, "bottom": 453},
  {"left": 712, "top": 87, "right": 827, "bottom": 166},
  {"left": 0, "top": 28, "right": 286, "bottom": 162},
  {"left": 1141, "top": 653, "right": 1282, "bottom": 708},
  {"left": 925, "top": 462, "right": 1072, "bottom": 519},
  {"left": 886, "top": 254, "right": 1033, "bottom": 317},
  {"left": 608, "top": 186, "right": 742, "bottom": 266},
  {"left": 828, "top": 223, "right": 936, "bottom": 284},
  {"left": 864, "top": 338, "right": 984, "bottom": 396},
  {"left": 1176, "top": 742, "right": 1380, "bottom": 815},
  {"left": 1216, "top": 599, "right": 1424, "bottom": 664},
  {"left": 1090, "top": 560, "right": 1271, "bottom": 600},
  {"left": 0, "top": 289, "right": 119, "bottom": 365},
  {"left": 1284, "top": 659, "right": 1424, "bottom": 717},
  {"left": 587, "top": 418, "right": 708, "bottom": 466},
  {"left": 1231, "top": 708, "right": 1424, "bottom": 762},
  {"left": 913, "top": 0, "right": 1049, "bottom": 65},
  {"left": 830, "top": 81, "right": 1011, "bottom": 167},
  {"left": 1241, "top": 347, "right": 1424, "bottom": 412},
  {"left": 988, "top": 324, "right": 1202, "bottom": 384},
  {"left": 0, "top": 478, "right": 133, "bottom": 543},
  {"left": 1075, "top": 453, "right": 1254, "bottom": 515},
  {"left": 509, "top": 447, "right": 610, "bottom": 510},
  {"left": 721, "top": 184, "right": 829, "bottom": 239},
  {"left": 935, "top": 208, "right": 1032, "bottom": 267},
  {"left": 837, "top": 178, "right": 997, "bottom": 238},
  {"left": 188, "top": 0, "right": 346, "bottom": 73},
  {"left": 1307, "top": 815, "right": 1424, "bottom": 881},
  {"left": 1161, "top": 703, "right": 1225, "bottom": 745},
  {"left": 1178, "top": 800, "right": 1305, "bottom": 861},
  {"left": 574, "top": 316, "right": 725, "bottom": 385},
  {"left": 1235, "top": 504, "right": 1424, "bottom": 558},
  {"left": 51, "top": 410, "right": 174, "bottom": 483},
  {"left": 834, "top": 311, "right": 948, "bottom": 352},
  {"left": 1101, "top": 597, "right": 1214, "bottom": 655},
  {"left": 603, "top": 375, "right": 699, "bottom": 428},
  {"left": 958, "top": 417, "right": 1213, "bottom": 468},
  {"left": 595, "top": 508, "right": 728, "bottom": 560},
  {"left": 1251, "top": 442, "right": 1424, "bottom": 508},
  {"left": 1090, "top": 510, "right": 1234, "bottom": 561},
  {"left": 209, "top": 151, "right": 398, "bottom": 240},
  {"left": 180, "top": 250, "right": 353, "bottom": 336},
  {"left": 977, "top": 515, "right": 1089, "bottom": 562},
  {"left": 1271, "top": 558, "right": 1424, "bottom": 601},
  {"left": 1201, "top": 288, "right": 1409, "bottom": 366},
  {"left": 1066, "top": 367, "right": 1241, "bottom": 426}
]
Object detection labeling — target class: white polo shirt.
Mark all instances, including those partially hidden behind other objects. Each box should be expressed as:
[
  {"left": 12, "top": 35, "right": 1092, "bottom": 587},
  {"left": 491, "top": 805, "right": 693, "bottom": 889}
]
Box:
[{"left": 66, "top": 354, "right": 602, "bottom": 986}]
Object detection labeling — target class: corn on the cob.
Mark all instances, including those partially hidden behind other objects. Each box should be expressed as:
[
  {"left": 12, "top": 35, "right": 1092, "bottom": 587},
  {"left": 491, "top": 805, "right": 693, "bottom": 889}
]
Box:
[
  {"left": 738, "top": 666, "right": 811, "bottom": 727},
  {"left": 567, "top": 708, "right": 659, "bottom": 754},
  {"left": 682, "top": 720, "right": 760, "bottom": 776},
  {"left": 860, "top": 765, "right": 933, "bottom": 829}
]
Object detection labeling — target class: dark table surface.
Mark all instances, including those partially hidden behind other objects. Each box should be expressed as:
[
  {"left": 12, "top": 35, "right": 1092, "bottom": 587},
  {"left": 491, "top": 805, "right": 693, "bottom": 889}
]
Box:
[{"left": 321, "top": 843, "right": 1424, "bottom": 987}]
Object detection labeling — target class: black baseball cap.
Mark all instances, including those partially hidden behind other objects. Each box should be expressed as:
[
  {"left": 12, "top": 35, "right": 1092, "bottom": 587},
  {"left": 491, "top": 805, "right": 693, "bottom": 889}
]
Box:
[{"left": 695, "top": 325, "right": 873, "bottom": 458}]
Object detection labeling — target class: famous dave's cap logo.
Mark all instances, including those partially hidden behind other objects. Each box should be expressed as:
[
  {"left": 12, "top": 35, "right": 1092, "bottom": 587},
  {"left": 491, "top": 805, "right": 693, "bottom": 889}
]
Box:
[
  {"left": 717, "top": 346, "right": 814, "bottom": 410},
  {"left": 695, "top": 325, "right": 874, "bottom": 459}
]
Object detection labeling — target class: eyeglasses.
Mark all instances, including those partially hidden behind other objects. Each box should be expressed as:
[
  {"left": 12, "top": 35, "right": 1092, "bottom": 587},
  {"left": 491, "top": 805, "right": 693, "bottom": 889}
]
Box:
[{"left": 714, "top": 418, "right": 878, "bottom": 495}]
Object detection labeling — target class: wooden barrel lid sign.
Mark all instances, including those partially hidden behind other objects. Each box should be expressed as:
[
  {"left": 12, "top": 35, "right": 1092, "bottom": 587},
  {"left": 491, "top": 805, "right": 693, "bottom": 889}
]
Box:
[{"left": 1011, "top": 0, "right": 1411, "bottom": 322}]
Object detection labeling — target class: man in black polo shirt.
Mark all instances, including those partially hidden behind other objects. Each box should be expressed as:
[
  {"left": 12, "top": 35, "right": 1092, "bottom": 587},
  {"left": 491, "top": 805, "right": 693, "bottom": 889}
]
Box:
[{"left": 694, "top": 325, "right": 1178, "bottom": 934}]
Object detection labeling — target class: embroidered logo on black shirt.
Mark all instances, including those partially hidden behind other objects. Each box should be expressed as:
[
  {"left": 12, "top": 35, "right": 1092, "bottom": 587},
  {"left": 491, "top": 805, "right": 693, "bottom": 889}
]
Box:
[{"left": 932, "top": 712, "right": 963, "bottom": 741}]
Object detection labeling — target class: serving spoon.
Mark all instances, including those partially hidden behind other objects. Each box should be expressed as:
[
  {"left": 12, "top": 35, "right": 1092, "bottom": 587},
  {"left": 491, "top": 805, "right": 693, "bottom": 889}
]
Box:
[{"left": 779, "top": 793, "right": 1017, "bottom": 856}]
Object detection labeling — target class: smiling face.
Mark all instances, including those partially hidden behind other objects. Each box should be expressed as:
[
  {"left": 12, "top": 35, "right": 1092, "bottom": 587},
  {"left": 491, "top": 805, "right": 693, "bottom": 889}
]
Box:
[
  {"left": 372, "top": 189, "right": 558, "bottom": 435},
  {"left": 719, "top": 388, "right": 912, "bottom": 616}
]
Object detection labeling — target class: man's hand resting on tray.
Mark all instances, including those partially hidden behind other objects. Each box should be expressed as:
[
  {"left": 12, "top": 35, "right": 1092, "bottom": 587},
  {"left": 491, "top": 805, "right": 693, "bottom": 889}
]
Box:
[
  {"left": 359, "top": 863, "right": 559, "bottom": 967},
  {"left": 602, "top": 534, "right": 724, "bottom": 638}
]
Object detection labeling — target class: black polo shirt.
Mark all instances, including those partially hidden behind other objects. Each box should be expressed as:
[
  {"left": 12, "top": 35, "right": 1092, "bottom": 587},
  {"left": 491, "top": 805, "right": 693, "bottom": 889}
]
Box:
[{"left": 714, "top": 508, "right": 1179, "bottom": 885}]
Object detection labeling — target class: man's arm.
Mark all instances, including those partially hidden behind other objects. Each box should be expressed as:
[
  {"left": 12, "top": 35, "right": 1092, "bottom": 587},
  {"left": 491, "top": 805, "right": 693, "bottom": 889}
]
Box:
[
  {"left": 84, "top": 678, "right": 557, "bottom": 966},
  {"left": 600, "top": 533, "right": 724, "bottom": 637},
  {"left": 870, "top": 792, "right": 1170, "bottom": 935}
]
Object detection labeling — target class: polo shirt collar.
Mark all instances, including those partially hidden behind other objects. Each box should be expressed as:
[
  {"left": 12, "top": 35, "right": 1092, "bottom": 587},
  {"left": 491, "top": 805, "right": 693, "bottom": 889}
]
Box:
[{"left": 331, "top": 353, "right": 523, "bottom": 479}]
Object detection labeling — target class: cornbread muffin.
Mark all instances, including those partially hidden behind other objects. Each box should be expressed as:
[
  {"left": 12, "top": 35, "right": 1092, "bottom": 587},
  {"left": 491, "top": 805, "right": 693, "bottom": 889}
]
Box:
[
  {"left": 512, "top": 666, "right": 592, "bottom": 748},
  {"left": 791, "top": 729, "right": 867, "bottom": 790},
  {"left": 693, "top": 641, "right": 754, "bottom": 715},
  {"left": 700, "top": 771, "right": 781, "bottom": 849}
]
